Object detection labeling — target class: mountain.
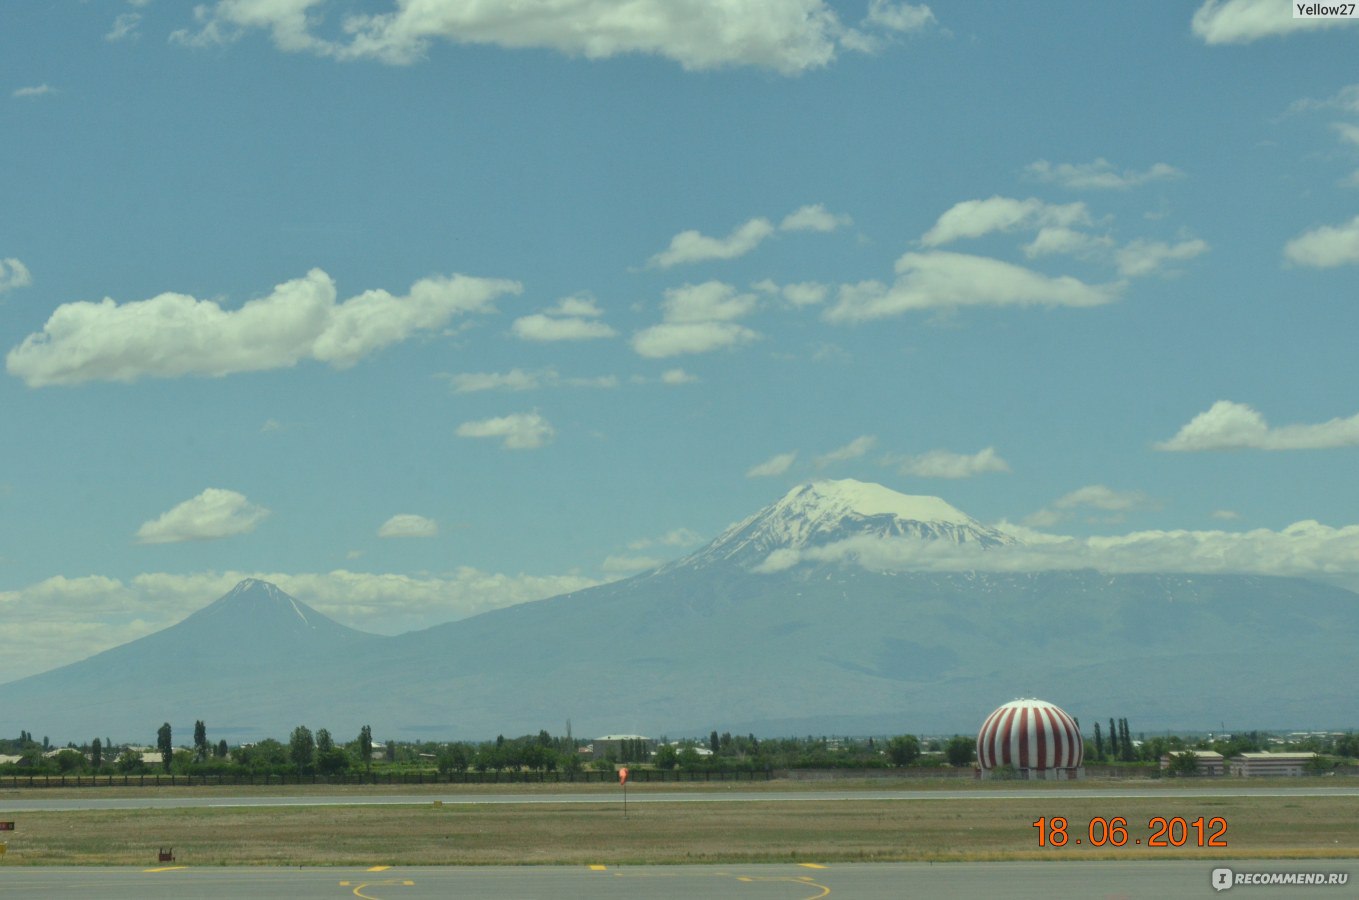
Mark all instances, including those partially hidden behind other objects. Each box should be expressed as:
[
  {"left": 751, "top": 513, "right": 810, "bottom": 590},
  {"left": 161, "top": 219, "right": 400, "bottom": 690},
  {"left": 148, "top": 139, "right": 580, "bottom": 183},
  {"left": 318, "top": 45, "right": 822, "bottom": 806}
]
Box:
[
  {"left": 2, "top": 481, "right": 1356, "bottom": 743},
  {"left": 0, "top": 578, "right": 386, "bottom": 740}
]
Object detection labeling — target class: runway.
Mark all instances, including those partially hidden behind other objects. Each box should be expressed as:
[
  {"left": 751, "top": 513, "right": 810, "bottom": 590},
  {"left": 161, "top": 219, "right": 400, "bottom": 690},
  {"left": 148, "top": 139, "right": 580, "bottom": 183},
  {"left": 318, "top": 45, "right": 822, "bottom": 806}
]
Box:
[
  {"left": 0, "top": 860, "right": 1354, "bottom": 899},
  {"left": 3, "top": 785, "right": 1356, "bottom": 812}
]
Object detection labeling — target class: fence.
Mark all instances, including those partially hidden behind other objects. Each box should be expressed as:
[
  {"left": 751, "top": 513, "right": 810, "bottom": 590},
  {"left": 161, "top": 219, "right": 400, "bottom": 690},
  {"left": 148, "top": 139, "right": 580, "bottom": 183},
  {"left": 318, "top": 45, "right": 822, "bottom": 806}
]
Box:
[{"left": 0, "top": 767, "right": 773, "bottom": 788}]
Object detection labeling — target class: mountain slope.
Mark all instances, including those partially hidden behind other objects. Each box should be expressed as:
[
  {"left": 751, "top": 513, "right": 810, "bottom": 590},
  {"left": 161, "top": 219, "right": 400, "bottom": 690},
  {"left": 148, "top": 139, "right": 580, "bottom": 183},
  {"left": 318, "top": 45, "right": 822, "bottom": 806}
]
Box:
[{"left": 2, "top": 482, "right": 1355, "bottom": 743}]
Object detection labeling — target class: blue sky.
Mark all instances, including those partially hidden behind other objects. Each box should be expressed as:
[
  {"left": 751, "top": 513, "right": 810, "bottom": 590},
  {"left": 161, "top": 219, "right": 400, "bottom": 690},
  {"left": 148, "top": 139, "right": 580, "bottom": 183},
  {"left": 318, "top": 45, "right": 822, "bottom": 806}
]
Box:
[{"left": 2, "top": 0, "right": 1358, "bottom": 683}]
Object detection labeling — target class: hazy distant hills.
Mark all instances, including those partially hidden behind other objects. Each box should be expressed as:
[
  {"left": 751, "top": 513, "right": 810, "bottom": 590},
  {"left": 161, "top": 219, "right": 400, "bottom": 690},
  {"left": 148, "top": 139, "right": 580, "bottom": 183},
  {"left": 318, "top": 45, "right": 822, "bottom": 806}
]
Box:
[{"left": 4, "top": 480, "right": 1356, "bottom": 744}]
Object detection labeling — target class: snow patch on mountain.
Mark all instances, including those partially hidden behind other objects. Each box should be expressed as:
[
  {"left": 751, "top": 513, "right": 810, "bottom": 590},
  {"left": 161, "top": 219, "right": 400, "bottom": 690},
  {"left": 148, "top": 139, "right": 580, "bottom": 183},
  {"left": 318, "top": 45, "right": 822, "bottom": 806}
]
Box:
[{"left": 668, "top": 479, "right": 1018, "bottom": 573}]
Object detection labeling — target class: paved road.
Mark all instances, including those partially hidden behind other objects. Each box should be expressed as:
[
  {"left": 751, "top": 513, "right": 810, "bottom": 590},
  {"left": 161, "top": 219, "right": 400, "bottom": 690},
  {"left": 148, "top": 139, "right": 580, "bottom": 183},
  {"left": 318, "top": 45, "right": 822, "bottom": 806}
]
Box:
[
  {"left": 0, "top": 860, "right": 1354, "bottom": 899},
  {"left": 2, "top": 785, "right": 1356, "bottom": 812}
]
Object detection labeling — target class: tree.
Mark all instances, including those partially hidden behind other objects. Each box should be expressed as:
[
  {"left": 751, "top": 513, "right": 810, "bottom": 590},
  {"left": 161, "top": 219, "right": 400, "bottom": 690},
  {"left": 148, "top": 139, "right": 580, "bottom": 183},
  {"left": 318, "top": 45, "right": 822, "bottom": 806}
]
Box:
[
  {"left": 653, "top": 744, "right": 679, "bottom": 770},
  {"left": 1093, "top": 722, "right": 1104, "bottom": 761},
  {"left": 193, "top": 720, "right": 208, "bottom": 762},
  {"left": 359, "top": 725, "right": 373, "bottom": 770},
  {"left": 216, "top": 739, "right": 229, "bottom": 759},
  {"left": 290, "top": 726, "right": 315, "bottom": 775},
  {"left": 91, "top": 737, "right": 103, "bottom": 770},
  {"left": 945, "top": 735, "right": 974, "bottom": 768},
  {"left": 886, "top": 735, "right": 921, "bottom": 767},
  {"left": 1166, "top": 751, "right": 1200, "bottom": 776},
  {"left": 710, "top": 731, "right": 720, "bottom": 755},
  {"left": 157, "top": 722, "right": 173, "bottom": 772}
]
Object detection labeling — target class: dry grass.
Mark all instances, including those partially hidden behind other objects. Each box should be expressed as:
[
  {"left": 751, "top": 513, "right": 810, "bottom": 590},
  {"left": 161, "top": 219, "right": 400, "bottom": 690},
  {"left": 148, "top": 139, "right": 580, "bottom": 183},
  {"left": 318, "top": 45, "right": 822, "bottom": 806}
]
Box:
[{"left": 1, "top": 788, "right": 1356, "bottom": 866}]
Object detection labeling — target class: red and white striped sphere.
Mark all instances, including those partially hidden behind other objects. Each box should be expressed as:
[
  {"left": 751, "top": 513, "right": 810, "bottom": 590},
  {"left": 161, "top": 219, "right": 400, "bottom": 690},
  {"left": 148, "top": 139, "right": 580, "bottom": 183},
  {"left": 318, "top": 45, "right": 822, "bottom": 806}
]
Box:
[{"left": 976, "top": 699, "right": 1083, "bottom": 772}]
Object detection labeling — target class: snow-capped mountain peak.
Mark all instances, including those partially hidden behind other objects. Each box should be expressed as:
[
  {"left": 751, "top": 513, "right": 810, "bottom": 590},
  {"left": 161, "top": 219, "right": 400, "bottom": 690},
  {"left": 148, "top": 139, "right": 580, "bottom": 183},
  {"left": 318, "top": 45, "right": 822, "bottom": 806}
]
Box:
[{"left": 670, "top": 478, "right": 1018, "bottom": 572}]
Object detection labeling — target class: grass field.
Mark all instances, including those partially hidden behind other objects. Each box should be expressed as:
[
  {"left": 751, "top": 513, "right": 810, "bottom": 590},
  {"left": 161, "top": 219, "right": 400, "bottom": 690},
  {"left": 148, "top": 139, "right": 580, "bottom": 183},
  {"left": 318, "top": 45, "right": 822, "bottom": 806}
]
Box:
[{"left": 1, "top": 780, "right": 1356, "bottom": 866}]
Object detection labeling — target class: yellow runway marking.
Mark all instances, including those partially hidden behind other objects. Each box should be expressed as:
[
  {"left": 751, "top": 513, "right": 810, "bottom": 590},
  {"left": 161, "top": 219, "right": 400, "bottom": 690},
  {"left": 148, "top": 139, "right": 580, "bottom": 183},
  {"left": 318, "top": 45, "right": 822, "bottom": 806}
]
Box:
[
  {"left": 344, "top": 879, "right": 415, "bottom": 899},
  {"left": 142, "top": 865, "right": 187, "bottom": 873},
  {"left": 799, "top": 862, "right": 829, "bottom": 869},
  {"left": 589, "top": 864, "right": 607, "bottom": 870},
  {"left": 367, "top": 865, "right": 391, "bottom": 871}
]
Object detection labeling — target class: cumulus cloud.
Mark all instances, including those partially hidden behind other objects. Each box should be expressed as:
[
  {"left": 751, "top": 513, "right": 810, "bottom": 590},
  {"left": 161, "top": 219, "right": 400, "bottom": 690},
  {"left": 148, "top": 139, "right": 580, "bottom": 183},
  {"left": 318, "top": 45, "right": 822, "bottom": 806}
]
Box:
[
  {"left": 627, "top": 527, "right": 703, "bottom": 550},
  {"left": 602, "top": 554, "right": 665, "bottom": 575},
  {"left": 511, "top": 294, "right": 617, "bottom": 342},
  {"left": 648, "top": 217, "right": 775, "bottom": 268},
  {"left": 106, "top": 12, "right": 142, "bottom": 42},
  {"left": 0, "top": 567, "right": 604, "bottom": 683},
  {"left": 631, "top": 281, "right": 761, "bottom": 357},
  {"left": 824, "top": 251, "right": 1120, "bottom": 323},
  {"left": 1024, "top": 484, "right": 1152, "bottom": 527},
  {"left": 864, "top": 0, "right": 936, "bottom": 33},
  {"left": 779, "top": 203, "right": 853, "bottom": 232},
  {"left": 1191, "top": 0, "right": 1358, "bottom": 44},
  {"left": 377, "top": 514, "right": 439, "bottom": 538},
  {"left": 920, "top": 196, "right": 1090, "bottom": 247},
  {"left": 447, "top": 368, "right": 617, "bottom": 393},
  {"left": 755, "top": 518, "right": 1359, "bottom": 591},
  {"left": 1025, "top": 158, "right": 1183, "bottom": 191},
  {"left": 1283, "top": 215, "right": 1359, "bottom": 267},
  {"left": 660, "top": 367, "right": 698, "bottom": 385},
  {"left": 456, "top": 410, "right": 556, "bottom": 449},
  {"left": 6, "top": 268, "right": 520, "bottom": 387},
  {"left": 815, "top": 435, "right": 876, "bottom": 467},
  {"left": 0, "top": 258, "right": 33, "bottom": 294},
  {"left": 1022, "top": 227, "right": 1114, "bottom": 260},
  {"left": 135, "top": 489, "right": 270, "bottom": 544},
  {"left": 885, "top": 446, "right": 1010, "bottom": 479},
  {"left": 747, "top": 451, "right": 798, "bottom": 477},
  {"left": 172, "top": 0, "right": 882, "bottom": 74},
  {"left": 1290, "top": 84, "right": 1359, "bottom": 115},
  {"left": 1156, "top": 400, "right": 1359, "bottom": 451},
  {"left": 12, "top": 84, "right": 55, "bottom": 98},
  {"left": 1115, "top": 237, "right": 1210, "bottom": 277}
]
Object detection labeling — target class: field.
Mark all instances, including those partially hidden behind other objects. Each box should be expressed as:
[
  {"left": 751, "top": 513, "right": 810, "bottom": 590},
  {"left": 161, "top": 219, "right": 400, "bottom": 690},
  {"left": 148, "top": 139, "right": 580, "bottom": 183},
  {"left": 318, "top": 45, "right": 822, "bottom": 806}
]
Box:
[{"left": 1, "top": 779, "right": 1356, "bottom": 866}]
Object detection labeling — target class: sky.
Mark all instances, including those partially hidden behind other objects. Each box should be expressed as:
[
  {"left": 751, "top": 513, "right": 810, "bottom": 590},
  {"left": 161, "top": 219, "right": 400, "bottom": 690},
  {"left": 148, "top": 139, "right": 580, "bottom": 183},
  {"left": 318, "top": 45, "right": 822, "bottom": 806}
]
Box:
[{"left": 2, "top": 0, "right": 1358, "bottom": 684}]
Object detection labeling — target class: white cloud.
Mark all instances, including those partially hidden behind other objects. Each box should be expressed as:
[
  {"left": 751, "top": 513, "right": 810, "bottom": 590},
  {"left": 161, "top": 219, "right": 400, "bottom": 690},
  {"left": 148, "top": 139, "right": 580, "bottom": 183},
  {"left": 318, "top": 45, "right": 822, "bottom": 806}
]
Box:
[
  {"left": 0, "top": 567, "right": 605, "bottom": 683},
  {"left": 815, "top": 435, "right": 876, "bottom": 467},
  {"left": 1115, "top": 237, "right": 1210, "bottom": 277},
  {"left": 602, "top": 554, "right": 664, "bottom": 575},
  {"left": 747, "top": 451, "right": 798, "bottom": 477},
  {"left": 648, "top": 217, "right": 775, "bottom": 268},
  {"left": 886, "top": 446, "right": 1010, "bottom": 479},
  {"left": 779, "top": 203, "right": 853, "bottom": 232},
  {"left": 135, "top": 488, "right": 270, "bottom": 544},
  {"left": 660, "top": 367, "right": 698, "bottom": 385},
  {"left": 448, "top": 368, "right": 544, "bottom": 393},
  {"left": 1290, "top": 84, "right": 1359, "bottom": 115},
  {"left": 864, "top": 0, "right": 936, "bottom": 33},
  {"left": 1213, "top": 509, "right": 1241, "bottom": 521},
  {"left": 511, "top": 313, "right": 617, "bottom": 341},
  {"left": 631, "top": 321, "right": 759, "bottom": 357},
  {"left": 628, "top": 527, "right": 703, "bottom": 550},
  {"left": 106, "top": 12, "right": 142, "bottom": 42},
  {"left": 1156, "top": 400, "right": 1359, "bottom": 451},
  {"left": 782, "top": 281, "right": 830, "bottom": 306},
  {"left": 1024, "top": 484, "right": 1153, "bottom": 527},
  {"left": 445, "top": 368, "right": 616, "bottom": 392},
  {"left": 920, "top": 196, "right": 1090, "bottom": 247},
  {"left": 1191, "top": 0, "right": 1358, "bottom": 44},
  {"left": 377, "top": 514, "right": 439, "bottom": 538},
  {"left": 660, "top": 281, "right": 759, "bottom": 322},
  {"left": 12, "top": 84, "right": 55, "bottom": 98},
  {"left": 755, "top": 519, "right": 1359, "bottom": 592},
  {"left": 1022, "top": 227, "right": 1114, "bottom": 260},
  {"left": 1334, "top": 122, "right": 1359, "bottom": 147},
  {"left": 174, "top": 0, "right": 854, "bottom": 74},
  {"left": 1283, "top": 215, "right": 1359, "bottom": 267},
  {"left": 7, "top": 268, "right": 521, "bottom": 387},
  {"left": 456, "top": 410, "right": 556, "bottom": 449},
  {"left": 1025, "top": 158, "right": 1184, "bottom": 191},
  {"left": 631, "top": 282, "right": 761, "bottom": 357},
  {"left": 511, "top": 294, "right": 616, "bottom": 342},
  {"left": 0, "top": 258, "right": 33, "bottom": 294},
  {"left": 825, "top": 251, "right": 1120, "bottom": 323}
]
